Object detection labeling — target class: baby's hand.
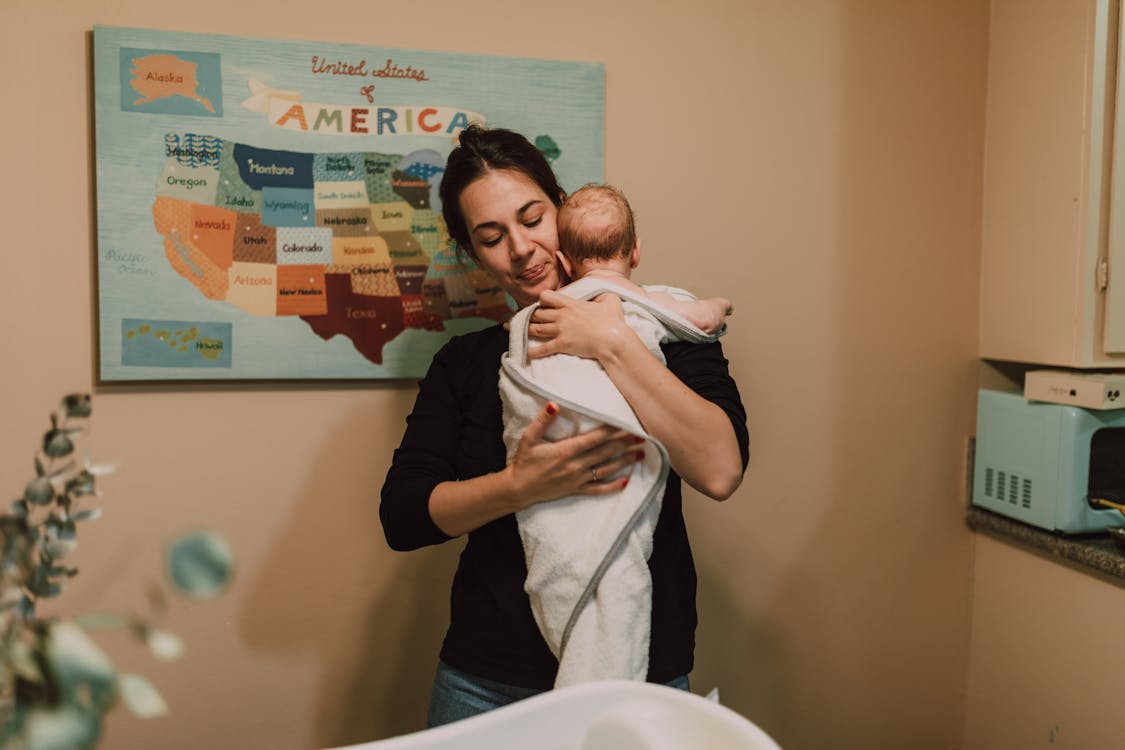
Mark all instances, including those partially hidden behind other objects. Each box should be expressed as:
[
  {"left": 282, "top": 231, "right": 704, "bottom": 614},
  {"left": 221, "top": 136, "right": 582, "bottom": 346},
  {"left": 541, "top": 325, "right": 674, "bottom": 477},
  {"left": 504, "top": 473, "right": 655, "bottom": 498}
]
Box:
[{"left": 699, "top": 297, "right": 733, "bottom": 334}]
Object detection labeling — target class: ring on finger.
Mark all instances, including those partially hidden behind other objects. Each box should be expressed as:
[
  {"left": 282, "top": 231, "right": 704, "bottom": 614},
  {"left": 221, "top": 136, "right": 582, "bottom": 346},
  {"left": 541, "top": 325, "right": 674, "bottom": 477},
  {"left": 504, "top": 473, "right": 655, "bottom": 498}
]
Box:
[{"left": 590, "top": 466, "right": 599, "bottom": 482}]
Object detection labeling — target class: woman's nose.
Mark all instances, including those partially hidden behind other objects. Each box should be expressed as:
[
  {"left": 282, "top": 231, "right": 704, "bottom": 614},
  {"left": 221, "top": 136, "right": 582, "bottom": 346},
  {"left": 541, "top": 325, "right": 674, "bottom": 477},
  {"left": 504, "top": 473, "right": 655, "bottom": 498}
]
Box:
[{"left": 508, "top": 227, "right": 534, "bottom": 259}]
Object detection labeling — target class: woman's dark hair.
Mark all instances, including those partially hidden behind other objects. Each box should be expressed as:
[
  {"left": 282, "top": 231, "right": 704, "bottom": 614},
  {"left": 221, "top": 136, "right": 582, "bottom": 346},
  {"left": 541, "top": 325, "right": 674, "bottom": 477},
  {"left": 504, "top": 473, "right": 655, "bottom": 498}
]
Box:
[{"left": 439, "top": 125, "right": 564, "bottom": 259}]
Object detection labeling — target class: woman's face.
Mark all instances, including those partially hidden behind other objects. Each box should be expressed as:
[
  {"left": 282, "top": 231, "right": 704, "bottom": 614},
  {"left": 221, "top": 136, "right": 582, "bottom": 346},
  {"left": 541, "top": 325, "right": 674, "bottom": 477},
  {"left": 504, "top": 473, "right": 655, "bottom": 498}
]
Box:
[{"left": 458, "top": 169, "right": 562, "bottom": 308}]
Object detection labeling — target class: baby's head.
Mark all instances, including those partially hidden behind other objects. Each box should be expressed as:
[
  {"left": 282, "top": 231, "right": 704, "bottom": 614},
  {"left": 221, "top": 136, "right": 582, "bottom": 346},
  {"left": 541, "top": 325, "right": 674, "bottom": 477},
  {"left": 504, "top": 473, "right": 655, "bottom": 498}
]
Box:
[{"left": 557, "top": 184, "right": 638, "bottom": 276}]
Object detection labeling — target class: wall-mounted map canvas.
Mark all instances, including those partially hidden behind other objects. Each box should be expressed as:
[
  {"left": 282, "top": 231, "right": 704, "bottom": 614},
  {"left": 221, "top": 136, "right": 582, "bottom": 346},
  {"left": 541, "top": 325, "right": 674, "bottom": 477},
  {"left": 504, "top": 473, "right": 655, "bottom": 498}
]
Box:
[{"left": 93, "top": 26, "right": 604, "bottom": 381}]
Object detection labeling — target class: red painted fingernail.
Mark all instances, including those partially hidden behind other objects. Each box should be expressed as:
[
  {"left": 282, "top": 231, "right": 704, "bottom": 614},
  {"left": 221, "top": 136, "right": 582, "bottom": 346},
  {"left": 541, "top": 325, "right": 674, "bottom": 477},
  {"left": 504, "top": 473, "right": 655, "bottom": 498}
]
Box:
[
  {"left": 632, "top": 436, "right": 644, "bottom": 444},
  {"left": 634, "top": 451, "right": 644, "bottom": 461},
  {"left": 622, "top": 478, "right": 629, "bottom": 488},
  {"left": 546, "top": 402, "right": 559, "bottom": 415}
]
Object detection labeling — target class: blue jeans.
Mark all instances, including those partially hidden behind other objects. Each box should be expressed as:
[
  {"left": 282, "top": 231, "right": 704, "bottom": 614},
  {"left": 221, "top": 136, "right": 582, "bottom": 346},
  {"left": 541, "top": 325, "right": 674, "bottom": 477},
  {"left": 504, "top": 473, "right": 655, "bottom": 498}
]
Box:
[{"left": 426, "top": 661, "right": 691, "bottom": 728}]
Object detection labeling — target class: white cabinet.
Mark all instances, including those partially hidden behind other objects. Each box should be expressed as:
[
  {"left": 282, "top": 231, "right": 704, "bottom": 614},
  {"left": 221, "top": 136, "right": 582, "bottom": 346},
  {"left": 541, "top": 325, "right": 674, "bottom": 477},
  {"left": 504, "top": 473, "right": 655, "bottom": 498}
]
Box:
[
  {"left": 980, "top": 0, "right": 1125, "bottom": 367},
  {"left": 1106, "top": 0, "right": 1125, "bottom": 354}
]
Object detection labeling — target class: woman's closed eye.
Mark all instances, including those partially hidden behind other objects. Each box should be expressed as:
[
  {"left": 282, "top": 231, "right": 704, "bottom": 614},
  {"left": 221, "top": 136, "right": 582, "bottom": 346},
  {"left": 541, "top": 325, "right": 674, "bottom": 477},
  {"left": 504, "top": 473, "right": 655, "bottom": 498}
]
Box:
[
  {"left": 479, "top": 217, "right": 541, "bottom": 247},
  {"left": 518, "top": 202, "right": 545, "bottom": 228}
]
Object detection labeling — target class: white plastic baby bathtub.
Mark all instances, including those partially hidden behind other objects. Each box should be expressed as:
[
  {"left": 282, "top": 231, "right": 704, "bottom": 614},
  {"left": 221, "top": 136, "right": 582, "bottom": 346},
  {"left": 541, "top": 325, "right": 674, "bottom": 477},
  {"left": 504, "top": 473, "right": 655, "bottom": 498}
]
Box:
[{"left": 326, "top": 680, "right": 781, "bottom": 750}]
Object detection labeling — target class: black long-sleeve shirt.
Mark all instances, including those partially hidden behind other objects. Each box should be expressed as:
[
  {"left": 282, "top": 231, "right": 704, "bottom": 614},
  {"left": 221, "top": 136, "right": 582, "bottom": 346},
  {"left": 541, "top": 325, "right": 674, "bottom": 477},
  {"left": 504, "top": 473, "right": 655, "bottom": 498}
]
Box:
[{"left": 380, "top": 323, "right": 748, "bottom": 689}]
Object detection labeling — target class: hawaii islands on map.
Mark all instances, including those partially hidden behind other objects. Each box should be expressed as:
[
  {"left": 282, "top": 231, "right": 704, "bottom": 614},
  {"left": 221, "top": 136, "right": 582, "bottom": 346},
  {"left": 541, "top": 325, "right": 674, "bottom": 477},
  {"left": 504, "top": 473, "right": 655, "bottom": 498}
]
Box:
[{"left": 147, "top": 132, "right": 511, "bottom": 367}]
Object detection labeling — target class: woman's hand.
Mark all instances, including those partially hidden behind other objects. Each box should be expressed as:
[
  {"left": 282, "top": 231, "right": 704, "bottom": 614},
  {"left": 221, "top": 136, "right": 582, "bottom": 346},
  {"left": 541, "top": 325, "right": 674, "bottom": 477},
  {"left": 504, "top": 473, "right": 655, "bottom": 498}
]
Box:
[
  {"left": 508, "top": 402, "right": 642, "bottom": 508},
  {"left": 526, "top": 290, "right": 634, "bottom": 362},
  {"left": 428, "top": 401, "right": 644, "bottom": 537}
]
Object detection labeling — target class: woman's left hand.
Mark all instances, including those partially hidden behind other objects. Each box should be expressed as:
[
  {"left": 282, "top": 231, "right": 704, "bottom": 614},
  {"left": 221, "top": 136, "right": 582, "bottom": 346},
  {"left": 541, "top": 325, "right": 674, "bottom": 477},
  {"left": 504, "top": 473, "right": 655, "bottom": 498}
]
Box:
[{"left": 526, "top": 289, "right": 633, "bottom": 362}]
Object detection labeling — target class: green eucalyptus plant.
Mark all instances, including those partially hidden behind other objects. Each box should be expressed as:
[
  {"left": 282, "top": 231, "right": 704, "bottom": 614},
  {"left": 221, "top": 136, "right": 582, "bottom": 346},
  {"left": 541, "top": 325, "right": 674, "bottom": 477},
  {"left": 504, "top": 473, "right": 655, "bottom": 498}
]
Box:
[{"left": 0, "top": 394, "right": 233, "bottom": 750}]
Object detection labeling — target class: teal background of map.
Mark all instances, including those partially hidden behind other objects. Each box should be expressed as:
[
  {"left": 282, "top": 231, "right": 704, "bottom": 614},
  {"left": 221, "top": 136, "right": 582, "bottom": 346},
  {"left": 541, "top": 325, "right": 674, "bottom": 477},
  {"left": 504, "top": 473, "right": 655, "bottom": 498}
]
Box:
[
  {"left": 119, "top": 48, "right": 224, "bottom": 117},
  {"left": 121, "top": 319, "right": 233, "bottom": 367},
  {"left": 94, "top": 25, "right": 604, "bottom": 381}
]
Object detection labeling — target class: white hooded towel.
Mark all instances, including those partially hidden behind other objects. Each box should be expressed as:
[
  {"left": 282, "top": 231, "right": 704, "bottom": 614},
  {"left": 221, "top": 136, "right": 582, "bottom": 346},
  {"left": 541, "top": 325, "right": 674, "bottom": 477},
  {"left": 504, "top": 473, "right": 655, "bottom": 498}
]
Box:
[{"left": 499, "top": 277, "right": 723, "bottom": 687}]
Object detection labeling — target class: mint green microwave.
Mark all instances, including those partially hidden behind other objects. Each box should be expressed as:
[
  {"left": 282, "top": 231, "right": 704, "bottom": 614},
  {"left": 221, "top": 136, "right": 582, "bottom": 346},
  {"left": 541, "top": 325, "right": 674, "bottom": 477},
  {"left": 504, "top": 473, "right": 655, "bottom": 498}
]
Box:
[{"left": 972, "top": 389, "right": 1125, "bottom": 533}]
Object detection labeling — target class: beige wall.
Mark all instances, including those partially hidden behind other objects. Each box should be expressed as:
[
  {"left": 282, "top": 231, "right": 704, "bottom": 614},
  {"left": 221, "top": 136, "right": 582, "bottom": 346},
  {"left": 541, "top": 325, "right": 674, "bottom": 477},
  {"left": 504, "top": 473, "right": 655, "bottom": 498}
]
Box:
[
  {"left": 0, "top": 2, "right": 988, "bottom": 749},
  {"left": 962, "top": 537, "right": 1125, "bottom": 749}
]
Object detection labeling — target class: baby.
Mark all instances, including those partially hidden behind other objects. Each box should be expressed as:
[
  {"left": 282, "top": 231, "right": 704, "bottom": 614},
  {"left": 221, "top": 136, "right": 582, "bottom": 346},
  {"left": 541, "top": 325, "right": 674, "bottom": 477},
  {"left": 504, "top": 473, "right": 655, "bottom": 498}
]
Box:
[
  {"left": 555, "top": 184, "right": 732, "bottom": 334},
  {"left": 499, "top": 183, "right": 733, "bottom": 687}
]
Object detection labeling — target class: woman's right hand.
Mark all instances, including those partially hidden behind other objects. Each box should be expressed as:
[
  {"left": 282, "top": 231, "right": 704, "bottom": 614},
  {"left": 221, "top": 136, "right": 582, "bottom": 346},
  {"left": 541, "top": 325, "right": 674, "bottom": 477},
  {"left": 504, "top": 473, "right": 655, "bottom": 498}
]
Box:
[
  {"left": 508, "top": 402, "right": 642, "bottom": 509},
  {"left": 428, "top": 402, "right": 643, "bottom": 537}
]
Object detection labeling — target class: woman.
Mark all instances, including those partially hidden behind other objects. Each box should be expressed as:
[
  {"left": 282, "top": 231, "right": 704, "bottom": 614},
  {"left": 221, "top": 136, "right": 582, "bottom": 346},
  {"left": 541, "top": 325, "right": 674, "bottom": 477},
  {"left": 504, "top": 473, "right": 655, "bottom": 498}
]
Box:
[{"left": 379, "top": 125, "right": 748, "bottom": 727}]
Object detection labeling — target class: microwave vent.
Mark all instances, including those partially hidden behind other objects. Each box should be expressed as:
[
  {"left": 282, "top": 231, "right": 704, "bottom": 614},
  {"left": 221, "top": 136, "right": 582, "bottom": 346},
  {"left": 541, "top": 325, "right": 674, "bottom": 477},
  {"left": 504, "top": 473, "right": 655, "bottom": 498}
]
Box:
[{"left": 983, "top": 467, "right": 1032, "bottom": 509}]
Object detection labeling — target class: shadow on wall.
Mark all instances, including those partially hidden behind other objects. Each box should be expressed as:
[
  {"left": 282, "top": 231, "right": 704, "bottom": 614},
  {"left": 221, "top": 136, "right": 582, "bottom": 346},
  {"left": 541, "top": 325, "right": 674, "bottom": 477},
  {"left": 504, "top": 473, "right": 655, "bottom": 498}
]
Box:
[
  {"left": 328, "top": 545, "right": 461, "bottom": 744},
  {"left": 237, "top": 395, "right": 463, "bottom": 748},
  {"left": 692, "top": 556, "right": 788, "bottom": 726},
  {"left": 778, "top": 2, "right": 981, "bottom": 747},
  {"left": 687, "top": 2, "right": 983, "bottom": 748},
  {"left": 808, "top": 2, "right": 980, "bottom": 747}
]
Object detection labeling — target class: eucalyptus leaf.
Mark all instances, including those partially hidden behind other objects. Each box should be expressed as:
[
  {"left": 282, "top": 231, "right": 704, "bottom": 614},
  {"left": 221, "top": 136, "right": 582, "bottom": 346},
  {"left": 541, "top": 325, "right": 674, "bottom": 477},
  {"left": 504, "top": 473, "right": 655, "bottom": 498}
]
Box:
[
  {"left": 167, "top": 532, "right": 233, "bottom": 598},
  {"left": 45, "top": 565, "right": 74, "bottom": 578},
  {"left": 9, "top": 638, "right": 43, "bottom": 683},
  {"left": 63, "top": 395, "right": 91, "bottom": 419},
  {"left": 41, "top": 432, "right": 73, "bottom": 459},
  {"left": 9, "top": 499, "right": 29, "bottom": 519},
  {"left": 2, "top": 562, "right": 28, "bottom": 590},
  {"left": 43, "top": 523, "right": 76, "bottom": 560},
  {"left": 70, "top": 509, "right": 102, "bottom": 523},
  {"left": 28, "top": 567, "right": 56, "bottom": 597},
  {"left": 18, "top": 595, "right": 35, "bottom": 619},
  {"left": 46, "top": 622, "right": 117, "bottom": 712},
  {"left": 83, "top": 461, "right": 116, "bottom": 478},
  {"left": 74, "top": 613, "right": 127, "bottom": 631},
  {"left": 144, "top": 629, "right": 184, "bottom": 661},
  {"left": 23, "top": 706, "right": 100, "bottom": 750},
  {"left": 23, "top": 478, "right": 53, "bottom": 506},
  {"left": 0, "top": 704, "right": 21, "bottom": 750},
  {"left": 64, "top": 472, "right": 95, "bottom": 498},
  {"left": 29, "top": 574, "right": 62, "bottom": 598},
  {"left": 118, "top": 674, "right": 168, "bottom": 718}
]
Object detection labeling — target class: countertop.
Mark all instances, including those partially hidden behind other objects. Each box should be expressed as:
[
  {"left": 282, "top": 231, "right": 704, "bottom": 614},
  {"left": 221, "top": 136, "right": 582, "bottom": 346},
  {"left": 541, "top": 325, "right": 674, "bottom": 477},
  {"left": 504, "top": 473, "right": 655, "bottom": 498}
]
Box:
[{"left": 965, "top": 506, "right": 1125, "bottom": 583}]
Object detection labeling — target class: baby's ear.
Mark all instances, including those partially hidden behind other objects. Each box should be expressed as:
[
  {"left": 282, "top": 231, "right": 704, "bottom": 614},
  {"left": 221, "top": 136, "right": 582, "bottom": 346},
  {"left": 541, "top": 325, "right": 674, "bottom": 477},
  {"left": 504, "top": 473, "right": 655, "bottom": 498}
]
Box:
[
  {"left": 556, "top": 250, "right": 575, "bottom": 279},
  {"left": 629, "top": 239, "right": 642, "bottom": 270}
]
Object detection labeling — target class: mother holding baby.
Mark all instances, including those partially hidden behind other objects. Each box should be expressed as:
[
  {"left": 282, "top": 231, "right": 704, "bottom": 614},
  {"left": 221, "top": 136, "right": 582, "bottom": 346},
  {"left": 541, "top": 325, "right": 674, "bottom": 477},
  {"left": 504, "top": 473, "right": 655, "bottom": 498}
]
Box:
[{"left": 379, "top": 124, "right": 749, "bottom": 727}]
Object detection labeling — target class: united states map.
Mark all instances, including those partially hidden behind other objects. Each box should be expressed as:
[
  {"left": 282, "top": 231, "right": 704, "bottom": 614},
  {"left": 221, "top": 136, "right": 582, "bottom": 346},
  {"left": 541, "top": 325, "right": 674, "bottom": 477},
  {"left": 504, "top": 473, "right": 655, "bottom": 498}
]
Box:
[{"left": 151, "top": 132, "right": 510, "bottom": 365}]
